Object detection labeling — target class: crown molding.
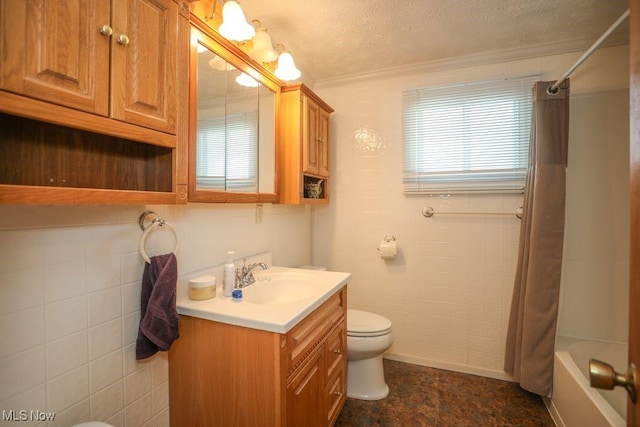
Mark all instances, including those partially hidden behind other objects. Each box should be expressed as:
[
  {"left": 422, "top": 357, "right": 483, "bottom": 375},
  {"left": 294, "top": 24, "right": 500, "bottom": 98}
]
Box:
[{"left": 314, "top": 37, "right": 629, "bottom": 90}]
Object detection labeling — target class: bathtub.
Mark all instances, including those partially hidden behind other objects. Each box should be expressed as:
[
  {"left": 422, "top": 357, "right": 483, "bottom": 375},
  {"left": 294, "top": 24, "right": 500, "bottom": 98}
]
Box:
[{"left": 549, "top": 337, "right": 627, "bottom": 427}]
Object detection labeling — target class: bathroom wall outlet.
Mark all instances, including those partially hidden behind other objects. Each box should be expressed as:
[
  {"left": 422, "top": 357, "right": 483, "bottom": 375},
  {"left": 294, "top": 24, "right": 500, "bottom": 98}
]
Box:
[{"left": 255, "top": 204, "right": 263, "bottom": 224}]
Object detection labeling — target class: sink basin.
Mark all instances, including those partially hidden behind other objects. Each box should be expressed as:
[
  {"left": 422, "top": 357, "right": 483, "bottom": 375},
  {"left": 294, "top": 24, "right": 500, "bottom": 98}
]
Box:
[
  {"left": 242, "top": 273, "right": 318, "bottom": 305},
  {"left": 177, "top": 264, "right": 351, "bottom": 333}
]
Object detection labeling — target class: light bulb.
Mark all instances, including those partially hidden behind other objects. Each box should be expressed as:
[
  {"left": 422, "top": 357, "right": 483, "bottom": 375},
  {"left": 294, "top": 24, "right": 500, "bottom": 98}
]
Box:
[
  {"left": 275, "top": 52, "right": 301, "bottom": 81},
  {"left": 235, "top": 72, "right": 260, "bottom": 87},
  {"left": 208, "top": 55, "right": 235, "bottom": 71},
  {"left": 218, "top": 1, "right": 255, "bottom": 42},
  {"left": 249, "top": 27, "right": 279, "bottom": 63}
]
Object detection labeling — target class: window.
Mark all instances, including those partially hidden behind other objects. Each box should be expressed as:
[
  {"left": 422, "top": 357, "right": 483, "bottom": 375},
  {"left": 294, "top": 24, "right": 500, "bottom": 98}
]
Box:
[
  {"left": 402, "top": 75, "right": 538, "bottom": 194},
  {"left": 196, "top": 111, "right": 258, "bottom": 191}
]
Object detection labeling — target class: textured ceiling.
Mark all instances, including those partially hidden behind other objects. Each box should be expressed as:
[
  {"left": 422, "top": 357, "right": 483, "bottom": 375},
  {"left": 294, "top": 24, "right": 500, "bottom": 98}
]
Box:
[{"left": 235, "top": 0, "right": 630, "bottom": 85}]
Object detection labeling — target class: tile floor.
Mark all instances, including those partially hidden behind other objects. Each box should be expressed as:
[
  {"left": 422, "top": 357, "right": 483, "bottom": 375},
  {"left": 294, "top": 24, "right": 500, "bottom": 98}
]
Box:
[{"left": 336, "top": 359, "right": 555, "bottom": 427}]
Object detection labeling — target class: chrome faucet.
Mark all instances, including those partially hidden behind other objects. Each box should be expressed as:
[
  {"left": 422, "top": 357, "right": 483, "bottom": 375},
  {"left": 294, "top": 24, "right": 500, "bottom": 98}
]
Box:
[{"left": 235, "top": 260, "right": 269, "bottom": 288}]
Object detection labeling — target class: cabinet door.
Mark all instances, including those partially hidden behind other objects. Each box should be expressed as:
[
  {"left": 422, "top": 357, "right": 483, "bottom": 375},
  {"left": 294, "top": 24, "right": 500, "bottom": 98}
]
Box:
[
  {"left": 318, "top": 107, "right": 330, "bottom": 177},
  {"left": 287, "top": 349, "right": 324, "bottom": 427},
  {"left": 110, "top": 0, "right": 177, "bottom": 134},
  {"left": 303, "top": 96, "right": 320, "bottom": 175},
  {"left": 0, "top": 0, "right": 110, "bottom": 115}
]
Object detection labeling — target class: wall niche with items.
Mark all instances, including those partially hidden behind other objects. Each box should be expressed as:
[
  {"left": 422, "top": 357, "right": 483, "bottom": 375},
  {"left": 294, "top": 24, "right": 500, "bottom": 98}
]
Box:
[
  {"left": 0, "top": 0, "right": 191, "bottom": 205},
  {"left": 188, "top": 16, "right": 281, "bottom": 203}
]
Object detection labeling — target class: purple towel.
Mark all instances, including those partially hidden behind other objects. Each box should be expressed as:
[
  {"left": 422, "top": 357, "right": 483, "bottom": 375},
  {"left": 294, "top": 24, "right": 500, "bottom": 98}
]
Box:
[{"left": 136, "top": 253, "right": 179, "bottom": 360}]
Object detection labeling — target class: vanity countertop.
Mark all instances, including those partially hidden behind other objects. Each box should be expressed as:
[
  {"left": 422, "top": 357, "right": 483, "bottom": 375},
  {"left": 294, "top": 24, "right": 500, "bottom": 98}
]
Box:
[{"left": 175, "top": 266, "right": 350, "bottom": 333}]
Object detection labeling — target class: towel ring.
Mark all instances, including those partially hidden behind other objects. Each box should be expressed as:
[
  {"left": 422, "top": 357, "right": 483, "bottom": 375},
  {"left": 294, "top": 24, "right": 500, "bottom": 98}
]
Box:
[{"left": 139, "top": 212, "right": 178, "bottom": 263}]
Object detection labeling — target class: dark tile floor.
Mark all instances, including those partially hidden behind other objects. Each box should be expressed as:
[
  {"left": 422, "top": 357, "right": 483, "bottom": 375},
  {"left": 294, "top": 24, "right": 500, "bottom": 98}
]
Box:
[{"left": 336, "top": 359, "right": 555, "bottom": 427}]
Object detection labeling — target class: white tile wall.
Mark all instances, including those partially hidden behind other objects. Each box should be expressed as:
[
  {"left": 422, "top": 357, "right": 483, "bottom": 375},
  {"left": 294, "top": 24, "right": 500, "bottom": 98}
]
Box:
[
  {"left": 0, "top": 203, "right": 310, "bottom": 426},
  {"left": 0, "top": 44, "right": 630, "bottom": 424},
  {"left": 313, "top": 45, "right": 630, "bottom": 379}
]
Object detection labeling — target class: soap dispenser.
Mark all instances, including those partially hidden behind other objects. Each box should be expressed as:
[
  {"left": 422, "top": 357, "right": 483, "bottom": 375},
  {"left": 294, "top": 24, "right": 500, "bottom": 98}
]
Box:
[{"left": 223, "top": 251, "right": 236, "bottom": 297}]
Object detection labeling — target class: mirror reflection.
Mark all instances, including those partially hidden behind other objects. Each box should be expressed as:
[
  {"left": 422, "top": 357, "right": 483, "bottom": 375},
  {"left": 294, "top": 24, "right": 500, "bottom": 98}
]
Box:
[
  {"left": 195, "top": 42, "right": 275, "bottom": 194},
  {"left": 258, "top": 84, "right": 275, "bottom": 193}
]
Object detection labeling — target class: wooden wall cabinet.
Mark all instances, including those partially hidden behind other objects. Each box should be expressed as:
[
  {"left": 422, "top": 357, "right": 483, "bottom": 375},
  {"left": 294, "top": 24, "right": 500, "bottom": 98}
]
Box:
[
  {"left": 1, "top": 0, "right": 178, "bottom": 133},
  {"left": 0, "top": 0, "right": 191, "bottom": 204},
  {"left": 169, "top": 287, "right": 347, "bottom": 427},
  {"left": 303, "top": 96, "right": 331, "bottom": 178},
  {"left": 278, "top": 84, "right": 334, "bottom": 204}
]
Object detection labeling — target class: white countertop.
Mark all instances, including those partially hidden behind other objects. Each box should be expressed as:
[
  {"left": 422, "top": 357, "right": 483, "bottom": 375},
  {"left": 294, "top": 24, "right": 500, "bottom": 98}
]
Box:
[{"left": 176, "top": 266, "right": 350, "bottom": 333}]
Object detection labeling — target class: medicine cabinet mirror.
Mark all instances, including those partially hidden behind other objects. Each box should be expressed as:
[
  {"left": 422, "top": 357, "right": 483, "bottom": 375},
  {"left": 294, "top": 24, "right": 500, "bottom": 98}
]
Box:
[{"left": 188, "top": 25, "right": 279, "bottom": 203}]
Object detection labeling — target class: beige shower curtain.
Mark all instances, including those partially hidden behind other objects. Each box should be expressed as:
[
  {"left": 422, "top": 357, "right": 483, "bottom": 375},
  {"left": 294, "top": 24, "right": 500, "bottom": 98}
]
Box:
[{"left": 504, "top": 80, "right": 570, "bottom": 396}]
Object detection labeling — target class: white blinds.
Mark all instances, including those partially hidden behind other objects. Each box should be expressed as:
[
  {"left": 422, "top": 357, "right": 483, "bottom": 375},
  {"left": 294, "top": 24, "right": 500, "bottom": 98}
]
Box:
[
  {"left": 196, "top": 117, "right": 225, "bottom": 189},
  {"left": 196, "top": 111, "right": 258, "bottom": 191},
  {"left": 402, "top": 75, "right": 538, "bottom": 194}
]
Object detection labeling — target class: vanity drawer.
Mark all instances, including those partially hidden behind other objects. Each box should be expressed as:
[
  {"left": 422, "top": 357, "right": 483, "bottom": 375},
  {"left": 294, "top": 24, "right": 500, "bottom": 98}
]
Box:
[
  {"left": 324, "top": 320, "right": 346, "bottom": 381},
  {"left": 285, "top": 288, "right": 346, "bottom": 379},
  {"left": 325, "top": 364, "right": 346, "bottom": 426}
]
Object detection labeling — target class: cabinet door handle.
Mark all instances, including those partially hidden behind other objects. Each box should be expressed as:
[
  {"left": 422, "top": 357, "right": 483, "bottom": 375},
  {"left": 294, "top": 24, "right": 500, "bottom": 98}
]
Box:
[
  {"left": 332, "top": 390, "right": 342, "bottom": 396},
  {"left": 333, "top": 348, "right": 341, "bottom": 354},
  {"left": 99, "top": 25, "right": 113, "bottom": 37},
  {"left": 117, "top": 34, "right": 130, "bottom": 45}
]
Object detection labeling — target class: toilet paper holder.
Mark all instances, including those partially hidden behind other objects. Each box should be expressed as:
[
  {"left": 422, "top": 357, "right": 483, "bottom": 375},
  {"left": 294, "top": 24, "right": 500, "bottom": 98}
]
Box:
[{"left": 377, "top": 235, "right": 397, "bottom": 258}]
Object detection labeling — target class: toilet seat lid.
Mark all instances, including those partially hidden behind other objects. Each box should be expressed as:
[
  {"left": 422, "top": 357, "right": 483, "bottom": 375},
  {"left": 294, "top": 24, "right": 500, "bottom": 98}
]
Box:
[{"left": 347, "top": 309, "right": 392, "bottom": 337}]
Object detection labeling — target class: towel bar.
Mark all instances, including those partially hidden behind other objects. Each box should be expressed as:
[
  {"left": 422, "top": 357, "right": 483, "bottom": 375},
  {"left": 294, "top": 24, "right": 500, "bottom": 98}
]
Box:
[{"left": 421, "top": 206, "right": 524, "bottom": 219}]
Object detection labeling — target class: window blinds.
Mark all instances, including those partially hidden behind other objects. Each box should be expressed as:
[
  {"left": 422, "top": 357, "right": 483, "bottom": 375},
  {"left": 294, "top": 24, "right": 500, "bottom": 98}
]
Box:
[
  {"left": 196, "top": 111, "right": 258, "bottom": 191},
  {"left": 402, "top": 75, "right": 538, "bottom": 194}
]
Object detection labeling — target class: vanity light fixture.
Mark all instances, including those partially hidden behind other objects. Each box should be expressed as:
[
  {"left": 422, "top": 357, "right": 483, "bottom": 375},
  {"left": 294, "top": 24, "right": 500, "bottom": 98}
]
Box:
[
  {"left": 274, "top": 44, "right": 301, "bottom": 81},
  {"left": 208, "top": 55, "right": 235, "bottom": 71},
  {"left": 218, "top": 0, "right": 255, "bottom": 42},
  {"left": 235, "top": 72, "right": 260, "bottom": 87},
  {"left": 249, "top": 20, "right": 279, "bottom": 64}
]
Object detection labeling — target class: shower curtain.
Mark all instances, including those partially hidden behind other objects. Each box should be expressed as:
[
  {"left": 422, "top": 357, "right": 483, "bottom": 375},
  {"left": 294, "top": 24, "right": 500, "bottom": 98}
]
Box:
[{"left": 504, "top": 80, "right": 570, "bottom": 396}]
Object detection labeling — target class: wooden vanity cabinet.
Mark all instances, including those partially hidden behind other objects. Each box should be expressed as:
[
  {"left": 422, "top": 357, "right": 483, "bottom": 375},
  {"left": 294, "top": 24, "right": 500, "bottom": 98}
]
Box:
[
  {"left": 278, "top": 84, "right": 334, "bottom": 204},
  {"left": 169, "top": 286, "right": 347, "bottom": 427},
  {"left": 0, "top": 0, "right": 191, "bottom": 204}
]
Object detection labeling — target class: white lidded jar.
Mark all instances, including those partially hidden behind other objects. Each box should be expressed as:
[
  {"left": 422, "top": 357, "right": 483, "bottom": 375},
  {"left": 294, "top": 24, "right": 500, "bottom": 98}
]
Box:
[
  {"left": 188, "top": 275, "right": 216, "bottom": 300},
  {"left": 223, "top": 251, "right": 236, "bottom": 297}
]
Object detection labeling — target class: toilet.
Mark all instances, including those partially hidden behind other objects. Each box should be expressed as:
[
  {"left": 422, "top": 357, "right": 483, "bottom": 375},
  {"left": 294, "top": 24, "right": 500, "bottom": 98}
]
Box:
[{"left": 346, "top": 309, "right": 393, "bottom": 400}]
